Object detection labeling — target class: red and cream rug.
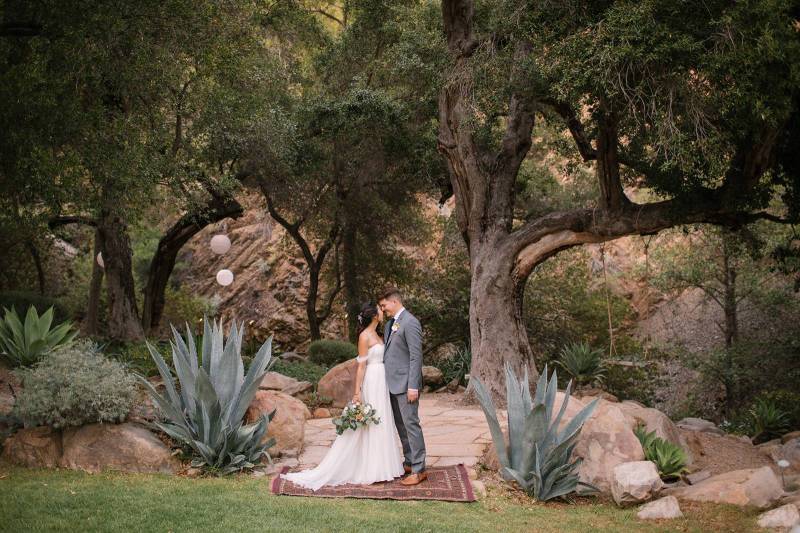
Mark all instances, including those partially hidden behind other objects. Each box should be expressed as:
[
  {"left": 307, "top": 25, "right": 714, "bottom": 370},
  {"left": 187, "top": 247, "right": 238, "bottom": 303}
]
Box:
[{"left": 271, "top": 464, "right": 476, "bottom": 502}]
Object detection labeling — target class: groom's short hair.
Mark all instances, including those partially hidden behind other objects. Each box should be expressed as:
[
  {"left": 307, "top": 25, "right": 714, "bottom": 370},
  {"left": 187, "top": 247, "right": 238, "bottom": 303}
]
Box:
[{"left": 378, "top": 286, "right": 402, "bottom": 302}]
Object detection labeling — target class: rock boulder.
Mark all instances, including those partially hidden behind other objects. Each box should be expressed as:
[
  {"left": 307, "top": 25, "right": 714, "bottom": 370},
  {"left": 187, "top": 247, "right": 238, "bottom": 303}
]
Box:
[
  {"left": 245, "top": 390, "right": 310, "bottom": 457},
  {"left": 421, "top": 366, "right": 444, "bottom": 387},
  {"left": 676, "top": 417, "right": 724, "bottom": 436},
  {"left": 757, "top": 504, "right": 800, "bottom": 530},
  {"left": 60, "top": 423, "right": 179, "bottom": 474},
  {"left": 574, "top": 399, "right": 646, "bottom": 491},
  {"left": 611, "top": 461, "right": 664, "bottom": 506},
  {"left": 259, "top": 371, "right": 312, "bottom": 397},
  {"left": 2, "top": 426, "right": 62, "bottom": 468},
  {"left": 637, "top": 496, "right": 684, "bottom": 520},
  {"left": 317, "top": 359, "right": 358, "bottom": 408},
  {"left": 667, "top": 466, "right": 783, "bottom": 508}
]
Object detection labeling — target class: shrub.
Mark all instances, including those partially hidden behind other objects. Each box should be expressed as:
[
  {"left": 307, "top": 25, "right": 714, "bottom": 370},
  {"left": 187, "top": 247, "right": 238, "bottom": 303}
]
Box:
[
  {"left": 0, "top": 306, "right": 78, "bottom": 367},
  {"left": 271, "top": 359, "right": 327, "bottom": 386},
  {"left": 437, "top": 344, "right": 472, "bottom": 386},
  {"left": 13, "top": 341, "right": 137, "bottom": 428},
  {"left": 307, "top": 339, "right": 357, "bottom": 367},
  {"left": 0, "top": 291, "right": 70, "bottom": 324},
  {"left": 473, "top": 363, "right": 599, "bottom": 501},
  {"left": 748, "top": 397, "right": 790, "bottom": 443},
  {"left": 139, "top": 320, "right": 275, "bottom": 475},
  {"left": 556, "top": 342, "right": 606, "bottom": 388},
  {"left": 107, "top": 340, "right": 172, "bottom": 378},
  {"left": 757, "top": 390, "right": 800, "bottom": 431},
  {"left": 634, "top": 424, "right": 687, "bottom": 481}
]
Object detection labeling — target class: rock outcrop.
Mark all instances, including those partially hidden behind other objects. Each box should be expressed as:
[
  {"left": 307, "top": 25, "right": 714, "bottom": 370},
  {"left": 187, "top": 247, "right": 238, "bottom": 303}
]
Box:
[
  {"left": 1, "top": 426, "right": 62, "bottom": 468},
  {"left": 60, "top": 423, "right": 179, "bottom": 474},
  {"left": 667, "top": 466, "right": 783, "bottom": 508},
  {"left": 317, "top": 359, "right": 359, "bottom": 408},
  {"left": 245, "top": 390, "right": 311, "bottom": 457},
  {"left": 574, "top": 399, "right": 646, "bottom": 491},
  {"left": 637, "top": 496, "right": 684, "bottom": 520},
  {"left": 259, "top": 371, "right": 312, "bottom": 397},
  {"left": 611, "top": 461, "right": 664, "bottom": 506},
  {"left": 757, "top": 504, "right": 800, "bottom": 530}
]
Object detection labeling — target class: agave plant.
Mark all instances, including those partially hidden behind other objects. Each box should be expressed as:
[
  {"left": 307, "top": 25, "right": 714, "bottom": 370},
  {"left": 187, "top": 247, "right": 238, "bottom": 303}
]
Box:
[
  {"left": 0, "top": 306, "right": 77, "bottom": 367},
  {"left": 137, "top": 318, "right": 275, "bottom": 475},
  {"left": 749, "top": 397, "right": 790, "bottom": 444},
  {"left": 556, "top": 342, "right": 606, "bottom": 388},
  {"left": 634, "top": 424, "right": 688, "bottom": 481},
  {"left": 473, "top": 363, "right": 599, "bottom": 501}
]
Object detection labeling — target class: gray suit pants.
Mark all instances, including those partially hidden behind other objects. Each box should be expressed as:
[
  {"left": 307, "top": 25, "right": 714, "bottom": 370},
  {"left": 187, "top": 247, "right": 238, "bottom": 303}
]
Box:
[{"left": 390, "top": 392, "right": 426, "bottom": 473}]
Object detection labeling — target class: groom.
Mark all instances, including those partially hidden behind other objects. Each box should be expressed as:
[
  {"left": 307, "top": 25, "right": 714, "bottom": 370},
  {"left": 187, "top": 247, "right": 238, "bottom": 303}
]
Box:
[{"left": 378, "top": 287, "right": 427, "bottom": 485}]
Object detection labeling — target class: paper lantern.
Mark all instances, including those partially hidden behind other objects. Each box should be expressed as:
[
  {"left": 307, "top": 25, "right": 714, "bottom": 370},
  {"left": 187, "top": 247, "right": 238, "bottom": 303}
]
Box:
[
  {"left": 210, "top": 234, "right": 231, "bottom": 255},
  {"left": 216, "top": 269, "right": 234, "bottom": 286},
  {"left": 96, "top": 252, "right": 104, "bottom": 268}
]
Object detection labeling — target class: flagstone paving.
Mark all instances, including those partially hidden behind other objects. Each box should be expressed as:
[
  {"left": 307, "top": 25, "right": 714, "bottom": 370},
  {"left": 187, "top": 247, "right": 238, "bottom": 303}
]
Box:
[{"left": 297, "top": 396, "right": 499, "bottom": 472}]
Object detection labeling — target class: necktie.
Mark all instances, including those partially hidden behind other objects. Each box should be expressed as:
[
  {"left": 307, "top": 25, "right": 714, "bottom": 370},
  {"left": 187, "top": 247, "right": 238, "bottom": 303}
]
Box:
[{"left": 386, "top": 318, "right": 395, "bottom": 342}]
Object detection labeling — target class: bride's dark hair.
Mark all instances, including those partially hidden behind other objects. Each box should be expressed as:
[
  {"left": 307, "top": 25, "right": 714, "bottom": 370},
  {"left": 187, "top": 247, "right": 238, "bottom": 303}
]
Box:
[{"left": 356, "top": 302, "right": 379, "bottom": 336}]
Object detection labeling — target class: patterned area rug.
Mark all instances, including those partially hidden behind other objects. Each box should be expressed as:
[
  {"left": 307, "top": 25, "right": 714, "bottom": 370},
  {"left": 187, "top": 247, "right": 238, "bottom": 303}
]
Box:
[{"left": 271, "top": 464, "right": 476, "bottom": 502}]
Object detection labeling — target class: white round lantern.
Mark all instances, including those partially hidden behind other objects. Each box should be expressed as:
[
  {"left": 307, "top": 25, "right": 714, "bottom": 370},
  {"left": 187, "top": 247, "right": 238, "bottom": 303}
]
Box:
[
  {"left": 210, "top": 234, "right": 231, "bottom": 255},
  {"left": 216, "top": 269, "right": 234, "bottom": 286},
  {"left": 96, "top": 252, "right": 105, "bottom": 268}
]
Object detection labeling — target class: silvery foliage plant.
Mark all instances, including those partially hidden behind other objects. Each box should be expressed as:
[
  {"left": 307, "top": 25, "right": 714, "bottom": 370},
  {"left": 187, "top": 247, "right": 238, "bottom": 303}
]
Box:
[
  {"left": 138, "top": 318, "right": 275, "bottom": 475},
  {"left": 473, "top": 363, "right": 599, "bottom": 501}
]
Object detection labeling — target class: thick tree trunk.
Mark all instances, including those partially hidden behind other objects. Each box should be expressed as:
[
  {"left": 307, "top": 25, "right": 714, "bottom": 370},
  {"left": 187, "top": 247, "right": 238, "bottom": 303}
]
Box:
[
  {"left": 438, "top": 0, "right": 782, "bottom": 403},
  {"left": 83, "top": 229, "right": 104, "bottom": 336},
  {"left": 341, "top": 220, "right": 360, "bottom": 343},
  {"left": 467, "top": 236, "right": 534, "bottom": 400},
  {"left": 306, "top": 265, "right": 322, "bottom": 340},
  {"left": 25, "top": 242, "right": 46, "bottom": 295},
  {"left": 97, "top": 206, "right": 144, "bottom": 341}
]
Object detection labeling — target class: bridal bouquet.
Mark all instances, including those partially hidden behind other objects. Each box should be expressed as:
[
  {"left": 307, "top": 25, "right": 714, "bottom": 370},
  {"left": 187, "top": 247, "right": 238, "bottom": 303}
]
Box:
[{"left": 333, "top": 402, "right": 381, "bottom": 435}]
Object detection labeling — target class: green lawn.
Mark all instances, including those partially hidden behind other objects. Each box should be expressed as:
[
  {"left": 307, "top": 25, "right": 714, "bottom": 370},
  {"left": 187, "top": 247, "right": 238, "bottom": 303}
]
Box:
[{"left": 0, "top": 467, "right": 760, "bottom": 533}]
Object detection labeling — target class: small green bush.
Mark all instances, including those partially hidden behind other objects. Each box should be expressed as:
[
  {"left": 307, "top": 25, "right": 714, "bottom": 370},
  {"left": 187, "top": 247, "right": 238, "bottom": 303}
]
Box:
[
  {"left": 757, "top": 390, "right": 800, "bottom": 431},
  {"left": 0, "top": 306, "right": 78, "bottom": 367},
  {"left": 748, "top": 397, "right": 790, "bottom": 443},
  {"left": 556, "top": 342, "right": 606, "bottom": 387},
  {"left": 0, "top": 291, "right": 70, "bottom": 324},
  {"left": 106, "top": 340, "right": 172, "bottom": 378},
  {"left": 14, "top": 341, "right": 137, "bottom": 428},
  {"left": 436, "top": 344, "right": 471, "bottom": 386},
  {"left": 307, "top": 339, "right": 357, "bottom": 367},
  {"left": 271, "top": 359, "right": 327, "bottom": 386},
  {"left": 634, "top": 424, "right": 688, "bottom": 481}
]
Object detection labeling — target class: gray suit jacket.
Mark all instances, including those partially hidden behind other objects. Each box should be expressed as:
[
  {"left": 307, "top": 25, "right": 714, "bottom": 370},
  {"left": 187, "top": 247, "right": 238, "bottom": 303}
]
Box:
[{"left": 383, "top": 309, "right": 423, "bottom": 395}]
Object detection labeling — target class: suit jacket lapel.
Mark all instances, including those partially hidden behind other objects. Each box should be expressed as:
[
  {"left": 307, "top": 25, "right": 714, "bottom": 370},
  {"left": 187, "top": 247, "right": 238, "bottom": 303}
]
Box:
[
  {"left": 386, "top": 313, "right": 402, "bottom": 348},
  {"left": 384, "top": 320, "right": 393, "bottom": 348}
]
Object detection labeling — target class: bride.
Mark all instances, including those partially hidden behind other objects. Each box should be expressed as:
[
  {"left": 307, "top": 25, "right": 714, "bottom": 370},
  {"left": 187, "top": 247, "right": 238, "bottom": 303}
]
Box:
[{"left": 281, "top": 302, "right": 404, "bottom": 490}]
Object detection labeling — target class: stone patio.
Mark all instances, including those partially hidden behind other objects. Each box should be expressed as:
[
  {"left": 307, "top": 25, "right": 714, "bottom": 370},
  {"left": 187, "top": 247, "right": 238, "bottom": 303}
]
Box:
[{"left": 298, "top": 396, "right": 494, "bottom": 473}]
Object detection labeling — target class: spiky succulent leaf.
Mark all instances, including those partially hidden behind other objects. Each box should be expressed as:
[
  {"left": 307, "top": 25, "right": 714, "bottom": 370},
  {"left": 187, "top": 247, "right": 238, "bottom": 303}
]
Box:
[
  {"left": 474, "top": 363, "right": 600, "bottom": 501},
  {"left": 140, "top": 320, "right": 274, "bottom": 475},
  {"left": 472, "top": 375, "right": 510, "bottom": 469}
]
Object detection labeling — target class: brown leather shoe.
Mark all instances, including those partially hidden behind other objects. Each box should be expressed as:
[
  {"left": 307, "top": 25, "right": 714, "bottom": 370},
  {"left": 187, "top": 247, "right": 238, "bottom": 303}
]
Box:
[
  {"left": 403, "top": 465, "right": 412, "bottom": 475},
  {"left": 400, "top": 471, "right": 427, "bottom": 486}
]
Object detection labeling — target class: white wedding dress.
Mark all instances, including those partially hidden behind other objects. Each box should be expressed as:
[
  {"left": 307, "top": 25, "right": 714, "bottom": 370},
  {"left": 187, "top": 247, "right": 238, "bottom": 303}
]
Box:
[{"left": 282, "top": 343, "right": 404, "bottom": 490}]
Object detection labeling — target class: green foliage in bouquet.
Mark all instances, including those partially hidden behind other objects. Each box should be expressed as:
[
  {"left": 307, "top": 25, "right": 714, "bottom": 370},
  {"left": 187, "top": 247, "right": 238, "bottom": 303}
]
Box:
[
  {"left": 14, "top": 340, "right": 136, "bottom": 428},
  {"left": 556, "top": 342, "right": 606, "bottom": 388},
  {"left": 473, "top": 363, "right": 599, "bottom": 501},
  {"left": 0, "top": 306, "right": 77, "bottom": 367},
  {"left": 634, "top": 424, "right": 688, "bottom": 481},
  {"left": 332, "top": 402, "right": 381, "bottom": 435},
  {"left": 138, "top": 319, "right": 275, "bottom": 475}
]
